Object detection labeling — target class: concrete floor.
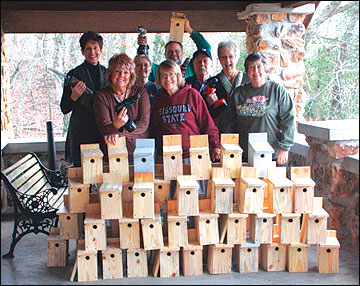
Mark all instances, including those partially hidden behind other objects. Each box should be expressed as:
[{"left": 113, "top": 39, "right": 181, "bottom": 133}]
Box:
[{"left": 1, "top": 218, "right": 359, "bottom": 285}]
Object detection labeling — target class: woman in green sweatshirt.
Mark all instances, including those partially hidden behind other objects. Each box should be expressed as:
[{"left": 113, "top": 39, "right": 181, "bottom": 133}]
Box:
[{"left": 220, "top": 52, "right": 295, "bottom": 166}]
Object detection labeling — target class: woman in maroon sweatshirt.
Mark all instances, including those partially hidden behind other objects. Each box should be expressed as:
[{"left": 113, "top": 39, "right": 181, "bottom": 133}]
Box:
[{"left": 151, "top": 59, "right": 221, "bottom": 163}]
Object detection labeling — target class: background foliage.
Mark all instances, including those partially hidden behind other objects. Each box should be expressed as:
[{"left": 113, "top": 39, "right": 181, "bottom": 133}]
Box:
[
  {"left": 303, "top": 1, "right": 359, "bottom": 120},
  {"left": 3, "top": 1, "right": 359, "bottom": 139}
]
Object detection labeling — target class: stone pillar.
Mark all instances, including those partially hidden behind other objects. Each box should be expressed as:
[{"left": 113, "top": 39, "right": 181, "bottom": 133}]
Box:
[{"left": 245, "top": 12, "right": 309, "bottom": 123}]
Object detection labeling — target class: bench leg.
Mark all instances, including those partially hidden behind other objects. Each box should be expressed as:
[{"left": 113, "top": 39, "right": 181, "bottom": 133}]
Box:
[
  {"left": 2, "top": 214, "right": 58, "bottom": 259},
  {"left": 3, "top": 216, "right": 23, "bottom": 259},
  {"left": 3, "top": 220, "right": 25, "bottom": 259}
]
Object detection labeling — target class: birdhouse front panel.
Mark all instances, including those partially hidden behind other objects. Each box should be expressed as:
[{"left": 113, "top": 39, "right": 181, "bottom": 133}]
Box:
[
  {"left": 195, "top": 212, "right": 219, "bottom": 245},
  {"left": 84, "top": 217, "right": 107, "bottom": 251},
  {"left": 141, "top": 216, "right": 164, "bottom": 250},
  {"left": 238, "top": 178, "right": 266, "bottom": 214},
  {"left": 181, "top": 244, "right": 203, "bottom": 276},
  {"left": 132, "top": 182, "right": 154, "bottom": 219},
  {"left": 100, "top": 183, "right": 122, "bottom": 220},
  {"left": 235, "top": 243, "right": 260, "bottom": 273},
  {"left": 293, "top": 178, "right": 315, "bottom": 213},
  {"left": 81, "top": 147, "right": 104, "bottom": 184},
  {"left": 280, "top": 214, "right": 301, "bottom": 244},
  {"left": 118, "top": 218, "right": 140, "bottom": 249},
  {"left": 127, "top": 248, "right": 148, "bottom": 278}
]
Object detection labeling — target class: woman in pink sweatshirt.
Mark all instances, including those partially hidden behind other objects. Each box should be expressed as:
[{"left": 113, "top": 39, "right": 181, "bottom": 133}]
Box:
[
  {"left": 151, "top": 59, "right": 221, "bottom": 198},
  {"left": 150, "top": 59, "right": 221, "bottom": 162}
]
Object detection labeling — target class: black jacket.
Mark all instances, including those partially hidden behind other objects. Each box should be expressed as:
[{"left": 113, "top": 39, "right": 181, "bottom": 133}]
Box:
[{"left": 60, "top": 61, "right": 107, "bottom": 166}]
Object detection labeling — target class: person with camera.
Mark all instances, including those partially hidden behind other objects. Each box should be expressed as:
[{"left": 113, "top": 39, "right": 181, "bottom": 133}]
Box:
[
  {"left": 138, "top": 18, "right": 211, "bottom": 82},
  {"left": 93, "top": 53, "right": 151, "bottom": 162},
  {"left": 60, "top": 31, "right": 107, "bottom": 167},
  {"left": 203, "top": 41, "right": 251, "bottom": 130}
]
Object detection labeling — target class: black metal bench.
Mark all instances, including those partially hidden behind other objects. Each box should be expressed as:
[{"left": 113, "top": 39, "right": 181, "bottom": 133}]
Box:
[{"left": 1, "top": 152, "right": 68, "bottom": 258}]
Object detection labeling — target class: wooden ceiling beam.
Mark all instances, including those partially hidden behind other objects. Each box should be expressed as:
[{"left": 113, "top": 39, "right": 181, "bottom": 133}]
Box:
[
  {"left": 0, "top": 1, "right": 266, "bottom": 11},
  {"left": 1, "top": 10, "right": 248, "bottom": 33},
  {"left": 1, "top": 1, "right": 318, "bottom": 33}
]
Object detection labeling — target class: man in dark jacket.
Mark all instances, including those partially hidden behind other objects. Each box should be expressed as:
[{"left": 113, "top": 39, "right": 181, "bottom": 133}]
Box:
[{"left": 60, "top": 31, "right": 107, "bottom": 167}]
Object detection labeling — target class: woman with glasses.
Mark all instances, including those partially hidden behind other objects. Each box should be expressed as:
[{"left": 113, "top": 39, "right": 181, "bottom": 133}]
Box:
[{"left": 151, "top": 59, "right": 221, "bottom": 198}]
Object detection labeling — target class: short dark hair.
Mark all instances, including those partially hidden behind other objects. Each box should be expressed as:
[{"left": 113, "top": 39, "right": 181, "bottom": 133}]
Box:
[
  {"left": 79, "top": 31, "right": 103, "bottom": 50},
  {"left": 244, "top": 52, "right": 268, "bottom": 73},
  {"left": 165, "top": 41, "right": 183, "bottom": 52}
]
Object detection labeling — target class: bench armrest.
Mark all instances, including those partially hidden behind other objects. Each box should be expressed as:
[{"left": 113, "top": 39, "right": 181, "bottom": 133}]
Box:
[{"left": 29, "top": 152, "right": 68, "bottom": 189}]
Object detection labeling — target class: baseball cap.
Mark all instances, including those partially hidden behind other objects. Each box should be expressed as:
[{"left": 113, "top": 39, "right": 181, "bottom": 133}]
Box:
[{"left": 192, "top": 48, "right": 212, "bottom": 60}]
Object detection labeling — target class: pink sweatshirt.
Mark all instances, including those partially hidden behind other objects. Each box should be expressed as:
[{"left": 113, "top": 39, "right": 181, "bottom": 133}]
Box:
[{"left": 151, "top": 84, "right": 220, "bottom": 158}]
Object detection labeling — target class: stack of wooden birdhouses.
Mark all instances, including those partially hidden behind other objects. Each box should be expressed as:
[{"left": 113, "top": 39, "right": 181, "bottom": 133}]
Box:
[{"left": 46, "top": 133, "right": 340, "bottom": 282}]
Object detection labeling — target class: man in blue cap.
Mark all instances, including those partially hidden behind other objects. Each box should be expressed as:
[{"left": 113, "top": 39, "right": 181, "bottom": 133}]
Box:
[{"left": 185, "top": 48, "right": 214, "bottom": 92}]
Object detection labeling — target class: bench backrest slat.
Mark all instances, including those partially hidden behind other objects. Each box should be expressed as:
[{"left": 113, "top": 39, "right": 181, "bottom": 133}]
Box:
[
  {"left": 2, "top": 154, "right": 34, "bottom": 175},
  {"left": 5, "top": 157, "right": 40, "bottom": 182},
  {"left": 17, "top": 171, "right": 50, "bottom": 195},
  {"left": 11, "top": 163, "right": 44, "bottom": 191}
]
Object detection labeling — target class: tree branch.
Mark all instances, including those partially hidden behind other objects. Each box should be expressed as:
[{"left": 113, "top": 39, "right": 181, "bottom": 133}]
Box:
[{"left": 318, "top": 35, "right": 359, "bottom": 46}]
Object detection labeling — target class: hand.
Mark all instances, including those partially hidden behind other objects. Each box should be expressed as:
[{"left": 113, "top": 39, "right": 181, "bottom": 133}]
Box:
[
  {"left": 138, "top": 35, "right": 147, "bottom": 46},
  {"left": 206, "top": 90, "right": 218, "bottom": 105},
  {"left": 211, "top": 147, "right": 221, "bottom": 162},
  {"left": 104, "top": 134, "right": 119, "bottom": 145},
  {"left": 70, "top": 81, "right": 86, "bottom": 101},
  {"left": 277, "top": 150, "right": 289, "bottom": 165},
  {"left": 113, "top": 107, "right": 129, "bottom": 130},
  {"left": 184, "top": 18, "right": 193, "bottom": 34}
]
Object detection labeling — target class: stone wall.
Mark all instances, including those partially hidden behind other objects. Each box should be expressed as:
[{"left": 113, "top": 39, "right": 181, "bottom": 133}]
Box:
[
  {"left": 290, "top": 121, "right": 359, "bottom": 249},
  {"left": 245, "top": 12, "right": 308, "bottom": 121}
]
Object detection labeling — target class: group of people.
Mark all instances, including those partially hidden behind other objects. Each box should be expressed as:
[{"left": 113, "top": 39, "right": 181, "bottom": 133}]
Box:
[{"left": 60, "top": 18, "right": 295, "bottom": 177}]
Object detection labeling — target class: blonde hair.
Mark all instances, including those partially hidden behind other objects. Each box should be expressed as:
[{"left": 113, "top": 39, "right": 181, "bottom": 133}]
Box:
[
  {"left": 155, "top": 59, "right": 185, "bottom": 88},
  {"left": 106, "top": 53, "right": 136, "bottom": 90}
]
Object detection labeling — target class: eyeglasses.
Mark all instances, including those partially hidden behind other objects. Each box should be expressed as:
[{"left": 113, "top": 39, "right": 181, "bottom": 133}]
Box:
[{"left": 160, "top": 72, "right": 177, "bottom": 79}]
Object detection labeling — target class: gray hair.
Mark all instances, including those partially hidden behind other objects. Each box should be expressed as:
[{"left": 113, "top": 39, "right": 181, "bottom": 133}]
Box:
[
  {"left": 217, "top": 41, "right": 238, "bottom": 59},
  {"left": 133, "top": 54, "right": 152, "bottom": 66}
]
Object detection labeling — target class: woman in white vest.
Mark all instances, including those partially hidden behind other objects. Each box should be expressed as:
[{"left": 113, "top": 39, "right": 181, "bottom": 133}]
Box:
[{"left": 202, "top": 41, "right": 250, "bottom": 129}]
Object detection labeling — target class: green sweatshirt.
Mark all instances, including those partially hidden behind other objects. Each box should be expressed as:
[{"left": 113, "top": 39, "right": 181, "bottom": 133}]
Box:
[
  {"left": 220, "top": 81, "right": 295, "bottom": 161},
  {"left": 148, "top": 30, "right": 211, "bottom": 82}
]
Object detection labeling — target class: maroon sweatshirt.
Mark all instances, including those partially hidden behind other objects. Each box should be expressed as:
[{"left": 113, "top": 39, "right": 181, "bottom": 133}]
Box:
[
  {"left": 93, "top": 85, "right": 150, "bottom": 161},
  {"left": 151, "top": 84, "right": 220, "bottom": 158}
]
